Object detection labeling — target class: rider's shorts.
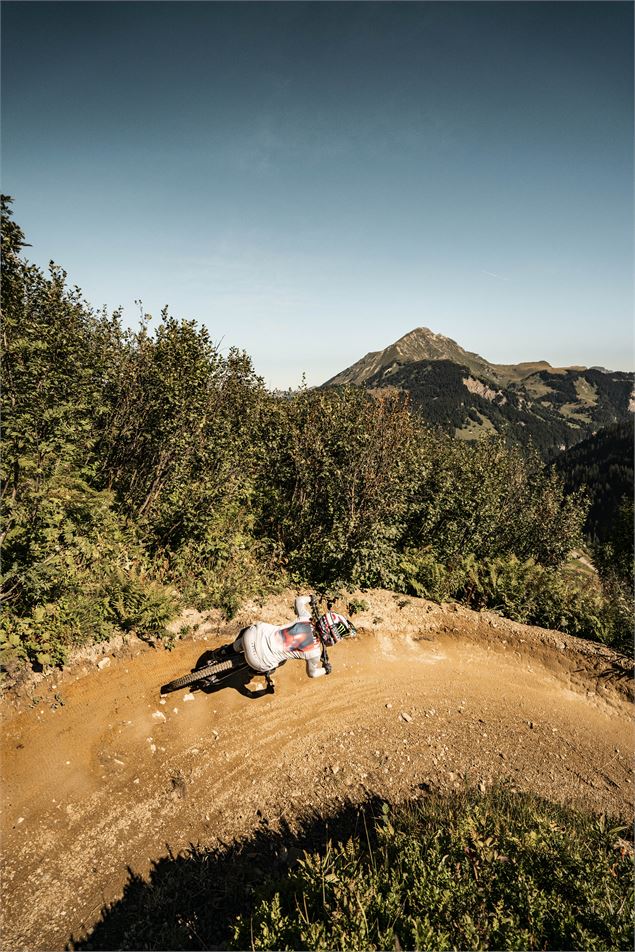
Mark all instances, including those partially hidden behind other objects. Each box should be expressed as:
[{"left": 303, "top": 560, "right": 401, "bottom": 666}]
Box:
[{"left": 234, "top": 624, "right": 269, "bottom": 673}]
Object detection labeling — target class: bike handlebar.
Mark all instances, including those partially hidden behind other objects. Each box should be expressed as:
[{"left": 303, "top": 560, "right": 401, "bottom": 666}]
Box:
[{"left": 310, "top": 594, "right": 332, "bottom": 675}]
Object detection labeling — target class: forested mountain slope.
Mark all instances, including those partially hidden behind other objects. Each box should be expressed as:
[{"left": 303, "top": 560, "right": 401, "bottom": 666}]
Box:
[
  {"left": 324, "top": 328, "right": 633, "bottom": 455},
  {"left": 553, "top": 421, "right": 634, "bottom": 544}
]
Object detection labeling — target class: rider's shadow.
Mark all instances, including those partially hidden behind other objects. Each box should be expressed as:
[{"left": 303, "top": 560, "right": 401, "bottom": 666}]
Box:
[{"left": 190, "top": 650, "right": 274, "bottom": 700}]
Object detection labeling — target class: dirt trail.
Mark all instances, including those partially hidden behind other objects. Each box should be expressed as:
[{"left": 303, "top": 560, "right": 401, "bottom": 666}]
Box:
[{"left": 1, "top": 591, "right": 632, "bottom": 952}]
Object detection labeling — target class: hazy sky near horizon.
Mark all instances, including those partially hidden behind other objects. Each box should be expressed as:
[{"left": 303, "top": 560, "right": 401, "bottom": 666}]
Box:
[{"left": 2, "top": 1, "right": 633, "bottom": 387}]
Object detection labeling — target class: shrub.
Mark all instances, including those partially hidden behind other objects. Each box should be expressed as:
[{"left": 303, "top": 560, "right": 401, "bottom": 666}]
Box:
[
  {"left": 398, "top": 548, "right": 456, "bottom": 602},
  {"left": 96, "top": 314, "right": 268, "bottom": 557},
  {"left": 234, "top": 788, "right": 634, "bottom": 952},
  {"left": 0, "top": 474, "right": 180, "bottom": 666},
  {"left": 257, "top": 387, "right": 420, "bottom": 589},
  {"left": 406, "top": 435, "right": 587, "bottom": 567},
  {"left": 398, "top": 551, "right": 627, "bottom": 650},
  {"left": 347, "top": 597, "right": 370, "bottom": 616},
  {"left": 166, "top": 536, "right": 284, "bottom": 620}
]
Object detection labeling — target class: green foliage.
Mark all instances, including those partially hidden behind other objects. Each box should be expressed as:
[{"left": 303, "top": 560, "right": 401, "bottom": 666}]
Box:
[
  {"left": 93, "top": 303, "right": 276, "bottom": 618},
  {"left": 166, "top": 535, "right": 281, "bottom": 620},
  {"left": 406, "top": 435, "right": 586, "bottom": 567},
  {"left": 553, "top": 421, "right": 634, "bottom": 546},
  {"left": 553, "top": 425, "right": 634, "bottom": 654},
  {"left": 234, "top": 789, "right": 634, "bottom": 952},
  {"left": 257, "top": 387, "right": 420, "bottom": 589},
  {"left": 399, "top": 548, "right": 457, "bottom": 602},
  {"left": 592, "top": 568, "right": 634, "bottom": 657},
  {"left": 103, "top": 567, "right": 180, "bottom": 639},
  {"left": 399, "top": 551, "right": 627, "bottom": 649},
  {"left": 97, "top": 312, "right": 267, "bottom": 552},
  {"left": 0, "top": 472, "right": 180, "bottom": 665},
  {"left": 1, "top": 200, "right": 121, "bottom": 543},
  {"left": 594, "top": 496, "right": 634, "bottom": 589},
  {"left": 0, "top": 199, "right": 626, "bottom": 667}
]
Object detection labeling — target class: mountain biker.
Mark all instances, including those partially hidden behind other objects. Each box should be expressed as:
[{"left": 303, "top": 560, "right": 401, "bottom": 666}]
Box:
[{"left": 221, "top": 596, "right": 356, "bottom": 688}]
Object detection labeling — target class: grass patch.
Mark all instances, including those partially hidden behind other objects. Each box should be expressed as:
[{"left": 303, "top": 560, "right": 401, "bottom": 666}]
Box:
[
  {"left": 237, "top": 789, "right": 633, "bottom": 951},
  {"left": 74, "top": 787, "right": 633, "bottom": 951}
]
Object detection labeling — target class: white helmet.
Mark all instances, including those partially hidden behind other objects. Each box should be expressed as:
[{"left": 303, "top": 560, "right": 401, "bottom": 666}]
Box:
[{"left": 316, "top": 612, "right": 357, "bottom": 646}]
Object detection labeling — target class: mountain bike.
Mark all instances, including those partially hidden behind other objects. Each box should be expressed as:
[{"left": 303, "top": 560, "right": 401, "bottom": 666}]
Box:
[
  {"left": 160, "top": 594, "right": 331, "bottom": 695},
  {"left": 160, "top": 650, "right": 251, "bottom": 694}
]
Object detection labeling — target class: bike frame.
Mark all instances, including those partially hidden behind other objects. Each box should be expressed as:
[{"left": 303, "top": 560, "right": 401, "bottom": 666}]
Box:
[{"left": 310, "top": 594, "right": 332, "bottom": 674}]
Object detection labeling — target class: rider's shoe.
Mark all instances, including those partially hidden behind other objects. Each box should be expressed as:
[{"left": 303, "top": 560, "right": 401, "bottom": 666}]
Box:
[{"left": 217, "top": 644, "right": 237, "bottom": 659}]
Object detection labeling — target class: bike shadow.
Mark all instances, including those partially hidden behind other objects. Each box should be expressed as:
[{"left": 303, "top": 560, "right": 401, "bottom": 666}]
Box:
[{"left": 189, "top": 649, "right": 275, "bottom": 700}]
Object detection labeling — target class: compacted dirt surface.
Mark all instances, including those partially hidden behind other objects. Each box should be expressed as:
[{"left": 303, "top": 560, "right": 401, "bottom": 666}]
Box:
[{"left": 1, "top": 590, "right": 633, "bottom": 951}]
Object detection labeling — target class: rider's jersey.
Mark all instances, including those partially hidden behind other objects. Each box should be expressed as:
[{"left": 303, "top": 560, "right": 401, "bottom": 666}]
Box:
[{"left": 233, "top": 597, "right": 326, "bottom": 677}]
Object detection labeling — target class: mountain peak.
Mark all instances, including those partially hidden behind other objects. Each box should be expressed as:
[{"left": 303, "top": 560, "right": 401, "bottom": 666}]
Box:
[
  {"left": 323, "top": 326, "right": 598, "bottom": 390},
  {"left": 397, "top": 327, "right": 456, "bottom": 346},
  {"left": 324, "top": 326, "right": 494, "bottom": 387},
  {"left": 400, "top": 326, "right": 445, "bottom": 338},
  {"left": 322, "top": 326, "right": 630, "bottom": 454}
]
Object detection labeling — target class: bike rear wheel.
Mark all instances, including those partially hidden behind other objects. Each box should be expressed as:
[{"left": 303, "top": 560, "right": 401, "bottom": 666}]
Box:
[{"left": 161, "top": 656, "right": 246, "bottom": 693}]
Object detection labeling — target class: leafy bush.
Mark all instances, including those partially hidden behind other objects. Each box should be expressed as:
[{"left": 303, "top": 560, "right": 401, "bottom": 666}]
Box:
[
  {"left": 96, "top": 313, "right": 268, "bottom": 557},
  {"left": 103, "top": 567, "right": 180, "bottom": 639},
  {"left": 166, "top": 536, "right": 283, "bottom": 620},
  {"left": 0, "top": 473, "right": 179, "bottom": 666},
  {"left": 398, "top": 549, "right": 457, "bottom": 602},
  {"left": 347, "top": 597, "right": 370, "bottom": 616},
  {"left": 234, "top": 789, "right": 634, "bottom": 952},
  {"left": 405, "top": 435, "right": 587, "bottom": 567},
  {"left": 398, "top": 551, "right": 628, "bottom": 650},
  {"left": 592, "top": 570, "right": 634, "bottom": 656},
  {"left": 257, "top": 387, "right": 420, "bottom": 589},
  {"left": 553, "top": 422, "right": 634, "bottom": 546}
]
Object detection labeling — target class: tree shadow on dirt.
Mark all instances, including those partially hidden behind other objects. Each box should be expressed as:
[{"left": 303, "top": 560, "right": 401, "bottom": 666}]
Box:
[{"left": 67, "top": 797, "right": 385, "bottom": 951}]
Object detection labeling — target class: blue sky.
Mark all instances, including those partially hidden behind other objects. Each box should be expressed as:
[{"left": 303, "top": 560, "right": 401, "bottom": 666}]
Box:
[{"left": 2, "top": 1, "right": 633, "bottom": 387}]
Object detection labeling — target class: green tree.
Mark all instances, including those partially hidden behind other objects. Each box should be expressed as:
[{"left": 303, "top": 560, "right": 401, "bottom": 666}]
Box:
[
  {"left": 1, "top": 197, "right": 120, "bottom": 600},
  {"left": 1, "top": 199, "right": 178, "bottom": 662},
  {"left": 95, "top": 310, "right": 272, "bottom": 611},
  {"left": 404, "top": 434, "right": 586, "bottom": 567},
  {"left": 257, "top": 387, "right": 419, "bottom": 588}
]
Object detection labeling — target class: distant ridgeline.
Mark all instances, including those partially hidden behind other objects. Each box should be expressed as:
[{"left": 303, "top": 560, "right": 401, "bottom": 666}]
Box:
[
  {"left": 553, "top": 421, "right": 634, "bottom": 543},
  {"left": 324, "top": 328, "right": 633, "bottom": 457}
]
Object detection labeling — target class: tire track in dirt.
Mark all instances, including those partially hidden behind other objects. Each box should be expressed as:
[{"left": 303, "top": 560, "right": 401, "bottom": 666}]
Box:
[{"left": 1, "top": 594, "right": 632, "bottom": 951}]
